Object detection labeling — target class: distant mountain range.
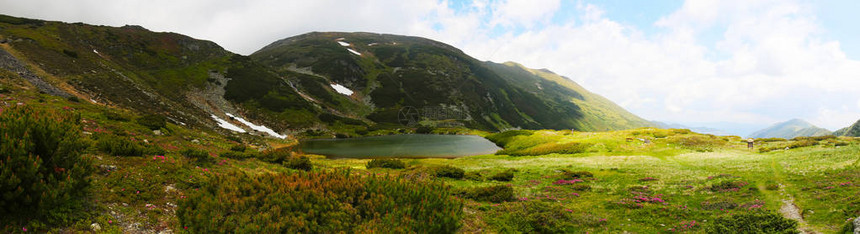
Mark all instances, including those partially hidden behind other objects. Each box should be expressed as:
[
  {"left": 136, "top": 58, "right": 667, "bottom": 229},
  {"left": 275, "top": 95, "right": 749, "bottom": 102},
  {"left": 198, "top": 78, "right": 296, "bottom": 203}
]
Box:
[
  {"left": 0, "top": 14, "right": 650, "bottom": 137},
  {"left": 748, "top": 119, "right": 831, "bottom": 139},
  {"left": 651, "top": 121, "right": 732, "bottom": 136}
]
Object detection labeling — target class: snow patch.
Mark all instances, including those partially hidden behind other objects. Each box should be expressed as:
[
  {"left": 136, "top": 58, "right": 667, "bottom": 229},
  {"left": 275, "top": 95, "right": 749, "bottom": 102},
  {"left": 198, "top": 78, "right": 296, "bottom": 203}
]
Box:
[
  {"left": 330, "top": 83, "right": 354, "bottom": 96},
  {"left": 211, "top": 115, "right": 246, "bottom": 133},
  {"left": 225, "top": 113, "right": 287, "bottom": 139},
  {"left": 347, "top": 48, "right": 361, "bottom": 56},
  {"left": 337, "top": 41, "right": 350, "bottom": 47}
]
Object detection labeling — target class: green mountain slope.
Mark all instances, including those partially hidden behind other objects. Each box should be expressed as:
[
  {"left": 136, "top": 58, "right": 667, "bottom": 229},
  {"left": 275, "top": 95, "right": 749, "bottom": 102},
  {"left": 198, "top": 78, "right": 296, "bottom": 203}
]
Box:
[
  {"left": 0, "top": 14, "right": 333, "bottom": 137},
  {"left": 0, "top": 14, "right": 650, "bottom": 135},
  {"left": 486, "top": 62, "right": 652, "bottom": 131},
  {"left": 833, "top": 119, "right": 860, "bottom": 137},
  {"left": 748, "top": 119, "right": 832, "bottom": 139},
  {"left": 251, "top": 32, "right": 649, "bottom": 131}
]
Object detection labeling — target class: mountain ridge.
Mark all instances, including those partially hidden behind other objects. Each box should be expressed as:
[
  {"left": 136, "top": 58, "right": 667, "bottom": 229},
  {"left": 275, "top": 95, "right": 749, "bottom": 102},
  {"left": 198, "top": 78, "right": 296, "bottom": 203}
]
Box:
[
  {"left": 748, "top": 119, "right": 832, "bottom": 139},
  {"left": 0, "top": 14, "right": 650, "bottom": 138}
]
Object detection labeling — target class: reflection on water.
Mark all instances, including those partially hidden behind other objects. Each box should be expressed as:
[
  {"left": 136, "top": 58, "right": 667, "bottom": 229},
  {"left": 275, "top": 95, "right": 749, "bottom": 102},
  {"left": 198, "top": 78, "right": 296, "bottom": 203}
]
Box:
[{"left": 299, "top": 134, "right": 501, "bottom": 158}]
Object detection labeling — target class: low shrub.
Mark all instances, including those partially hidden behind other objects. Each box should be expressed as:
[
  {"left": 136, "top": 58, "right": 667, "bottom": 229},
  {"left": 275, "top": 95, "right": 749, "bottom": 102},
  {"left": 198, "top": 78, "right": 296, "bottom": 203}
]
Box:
[
  {"left": 220, "top": 151, "right": 256, "bottom": 160},
  {"left": 765, "top": 184, "right": 780, "bottom": 190},
  {"left": 462, "top": 185, "right": 514, "bottom": 203},
  {"left": 570, "top": 184, "right": 592, "bottom": 191},
  {"left": 182, "top": 149, "right": 212, "bottom": 164},
  {"left": 366, "top": 158, "right": 406, "bottom": 169},
  {"left": 709, "top": 180, "right": 750, "bottom": 192},
  {"left": 704, "top": 211, "right": 798, "bottom": 234},
  {"left": 0, "top": 107, "right": 94, "bottom": 225},
  {"left": 285, "top": 156, "right": 312, "bottom": 171},
  {"left": 489, "top": 170, "right": 515, "bottom": 182},
  {"left": 136, "top": 114, "right": 167, "bottom": 130},
  {"left": 103, "top": 110, "right": 130, "bottom": 121},
  {"left": 260, "top": 148, "right": 291, "bottom": 164},
  {"left": 177, "top": 170, "right": 463, "bottom": 233},
  {"left": 95, "top": 134, "right": 162, "bottom": 156},
  {"left": 486, "top": 201, "right": 604, "bottom": 233},
  {"left": 229, "top": 144, "right": 246, "bottom": 152},
  {"left": 464, "top": 171, "right": 483, "bottom": 181},
  {"left": 415, "top": 125, "right": 435, "bottom": 134},
  {"left": 561, "top": 170, "right": 593, "bottom": 180},
  {"left": 435, "top": 165, "right": 465, "bottom": 179}
]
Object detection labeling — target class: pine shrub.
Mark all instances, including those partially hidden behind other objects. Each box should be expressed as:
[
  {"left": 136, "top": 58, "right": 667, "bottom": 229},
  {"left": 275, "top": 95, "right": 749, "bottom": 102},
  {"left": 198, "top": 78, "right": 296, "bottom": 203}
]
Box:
[
  {"left": 705, "top": 211, "right": 798, "bottom": 233},
  {"left": 435, "top": 165, "right": 465, "bottom": 179},
  {"left": 366, "top": 158, "right": 406, "bottom": 169},
  {"left": 0, "top": 107, "right": 94, "bottom": 222},
  {"left": 178, "top": 170, "right": 463, "bottom": 233}
]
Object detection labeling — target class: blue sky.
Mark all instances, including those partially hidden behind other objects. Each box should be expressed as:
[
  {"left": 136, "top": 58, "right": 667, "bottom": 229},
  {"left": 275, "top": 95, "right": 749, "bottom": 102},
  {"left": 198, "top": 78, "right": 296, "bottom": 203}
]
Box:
[{"left": 1, "top": 0, "right": 860, "bottom": 135}]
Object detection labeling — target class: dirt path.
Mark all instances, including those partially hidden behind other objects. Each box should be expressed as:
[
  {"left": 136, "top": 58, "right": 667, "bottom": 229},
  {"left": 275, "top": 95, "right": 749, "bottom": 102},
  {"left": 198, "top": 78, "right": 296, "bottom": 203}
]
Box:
[{"left": 779, "top": 195, "right": 820, "bottom": 234}]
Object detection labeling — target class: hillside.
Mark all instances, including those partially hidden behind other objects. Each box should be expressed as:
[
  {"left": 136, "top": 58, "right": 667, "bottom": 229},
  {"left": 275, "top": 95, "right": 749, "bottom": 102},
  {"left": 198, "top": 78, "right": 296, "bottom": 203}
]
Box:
[
  {"left": 0, "top": 14, "right": 335, "bottom": 139},
  {"left": 251, "top": 32, "right": 650, "bottom": 131},
  {"left": 834, "top": 119, "right": 860, "bottom": 137},
  {"left": 748, "top": 119, "right": 832, "bottom": 139},
  {"left": 485, "top": 62, "right": 652, "bottom": 131}
]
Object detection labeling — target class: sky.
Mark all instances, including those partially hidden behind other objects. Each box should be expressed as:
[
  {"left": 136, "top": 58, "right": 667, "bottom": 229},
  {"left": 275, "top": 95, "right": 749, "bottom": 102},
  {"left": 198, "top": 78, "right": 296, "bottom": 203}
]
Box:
[{"left": 2, "top": 0, "right": 860, "bottom": 135}]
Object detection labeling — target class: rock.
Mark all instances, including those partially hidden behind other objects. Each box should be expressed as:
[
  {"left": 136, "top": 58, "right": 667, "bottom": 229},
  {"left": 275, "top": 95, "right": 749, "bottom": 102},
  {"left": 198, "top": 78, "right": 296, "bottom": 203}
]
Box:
[
  {"left": 191, "top": 139, "right": 200, "bottom": 144},
  {"left": 153, "top": 129, "right": 163, "bottom": 135},
  {"left": 91, "top": 223, "right": 101, "bottom": 231},
  {"left": 164, "top": 184, "right": 176, "bottom": 193},
  {"left": 853, "top": 216, "right": 860, "bottom": 234},
  {"left": 99, "top": 164, "right": 118, "bottom": 172}
]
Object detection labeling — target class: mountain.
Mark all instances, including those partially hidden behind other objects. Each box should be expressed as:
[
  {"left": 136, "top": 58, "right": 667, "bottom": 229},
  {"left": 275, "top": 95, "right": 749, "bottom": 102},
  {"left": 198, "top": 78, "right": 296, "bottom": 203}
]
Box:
[
  {"left": 833, "top": 119, "right": 860, "bottom": 137},
  {"left": 651, "top": 121, "right": 731, "bottom": 136},
  {"left": 251, "top": 32, "right": 650, "bottom": 131},
  {"left": 748, "top": 119, "right": 832, "bottom": 139},
  {"left": 0, "top": 14, "right": 332, "bottom": 138},
  {"left": 0, "top": 14, "right": 649, "bottom": 137},
  {"left": 484, "top": 62, "right": 652, "bottom": 130}
]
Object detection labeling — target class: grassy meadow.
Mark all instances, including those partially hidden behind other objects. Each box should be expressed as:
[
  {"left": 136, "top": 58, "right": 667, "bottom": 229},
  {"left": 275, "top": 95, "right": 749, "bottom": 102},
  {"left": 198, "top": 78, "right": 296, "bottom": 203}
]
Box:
[
  {"left": 1, "top": 86, "right": 858, "bottom": 233},
  {"left": 316, "top": 129, "right": 860, "bottom": 233}
]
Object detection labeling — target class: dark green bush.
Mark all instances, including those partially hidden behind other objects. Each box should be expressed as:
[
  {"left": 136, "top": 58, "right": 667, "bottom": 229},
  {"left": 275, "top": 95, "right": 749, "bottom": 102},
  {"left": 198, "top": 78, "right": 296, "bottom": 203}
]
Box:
[
  {"left": 220, "top": 150, "right": 261, "bottom": 160},
  {"left": 486, "top": 201, "right": 604, "bottom": 233},
  {"left": 435, "top": 165, "right": 465, "bottom": 179},
  {"left": 182, "top": 149, "right": 212, "bottom": 164},
  {"left": 462, "top": 185, "right": 514, "bottom": 203},
  {"left": 489, "top": 170, "right": 514, "bottom": 182},
  {"left": 570, "top": 184, "right": 592, "bottom": 191},
  {"left": 704, "top": 211, "right": 798, "bottom": 234},
  {"left": 561, "top": 170, "right": 593, "bottom": 179},
  {"left": 416, "top": 125, "right": 435, "bottom": 134},
  {"left": 366, "top": 158, "right": 406, "bottom": 169},
  {"left": 285, "top": 156, "right": 312, "bottom": 171},
  {"left": 0, "top": 107, "right": 94, "bottom": 223},
  {"left": 136, "top": 114, "right": 167, "bottom": 130},
  {"left": 103, "top": 110, "right": 130, "bottom": 121},
  {"left": 464, "top": 171, "right": 483, "bottom": 181},
  {"left": 95, "top": 134, "right": 162, "bottom": 156},
  {"left": 177, "top": 170, "right": 463, "bottom": 233},
  {"left": 260, "top": 148, "right": 291, "bottom": 164},
  {"left": 229, "top": 144, "right": 246, "bottom": 152}
]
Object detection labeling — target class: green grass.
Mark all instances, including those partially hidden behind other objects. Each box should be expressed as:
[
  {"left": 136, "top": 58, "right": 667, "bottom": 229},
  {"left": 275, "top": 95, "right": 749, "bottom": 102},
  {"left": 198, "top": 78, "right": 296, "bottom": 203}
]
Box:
[{"left": 314, "top": 131, "right": 859, "bottom": 233}]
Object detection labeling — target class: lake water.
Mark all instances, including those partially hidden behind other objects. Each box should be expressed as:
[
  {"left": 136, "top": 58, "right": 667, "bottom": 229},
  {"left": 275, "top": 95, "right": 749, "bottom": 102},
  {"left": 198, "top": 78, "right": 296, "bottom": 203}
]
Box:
[{"left": 299, "top": 134, "right": 501, "bottom": 158}]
